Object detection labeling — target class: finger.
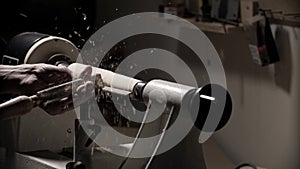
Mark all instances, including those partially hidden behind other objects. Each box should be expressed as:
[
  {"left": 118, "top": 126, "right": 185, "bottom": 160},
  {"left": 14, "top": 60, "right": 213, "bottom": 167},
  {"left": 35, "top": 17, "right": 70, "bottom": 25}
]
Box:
[
  {"left": 35, "top": 64, "right": 72, "bottom": 85},
  {"left": 41, "top": 97, "right": 74, "bottom": 115},
  {"left": 73, "top": 81, "right": 94, "bottom": 107},
  {"left": 75, "top": 80, "right": 92, "bottom": 92},
  {"left": 47, "top": 67, "right": 72, "bottom": 84},
  {"left": 79, "top": 66, "right": 92, "bottom": 81},
  {"left": 85, "top": 81, "right": 94, "bottom": 90},
  {"left": 79, "top": 66, "right": 92, "bottom": 77},
  {"left": 76, "top": 85, "right": 85, "bottom": 94}
]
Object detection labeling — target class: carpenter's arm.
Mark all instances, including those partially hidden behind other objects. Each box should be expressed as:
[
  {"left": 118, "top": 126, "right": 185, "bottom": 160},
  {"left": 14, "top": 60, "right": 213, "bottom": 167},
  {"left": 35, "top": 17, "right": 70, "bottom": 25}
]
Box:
[
  {"left": 0, "top": 64, "right": 72, "bottom": 95},
  {"left": 0, "top": 63, "right": 93, "bottom": 117}
]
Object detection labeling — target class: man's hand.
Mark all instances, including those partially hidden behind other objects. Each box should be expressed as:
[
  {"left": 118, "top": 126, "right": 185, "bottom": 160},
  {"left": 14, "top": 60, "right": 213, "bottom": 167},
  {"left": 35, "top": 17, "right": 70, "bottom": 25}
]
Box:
[
  {"left": 0, "top": 63, "right": 72, "bottom": 95},
  {"left": 0, "top": 63, "right": 94, "bottom": 116},
  {"left": 40, "top": 65, "right": 94, "bottom": 115}
]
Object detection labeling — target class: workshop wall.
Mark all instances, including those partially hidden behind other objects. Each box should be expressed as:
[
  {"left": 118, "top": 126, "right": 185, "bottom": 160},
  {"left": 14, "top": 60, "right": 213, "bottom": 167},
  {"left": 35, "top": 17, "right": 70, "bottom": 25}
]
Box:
[
  {"left": 206, "top": 12, "right": 300, "bottom": 169},
  {"left": 258, "top": 0, "right": 300, "bottom": 13}
]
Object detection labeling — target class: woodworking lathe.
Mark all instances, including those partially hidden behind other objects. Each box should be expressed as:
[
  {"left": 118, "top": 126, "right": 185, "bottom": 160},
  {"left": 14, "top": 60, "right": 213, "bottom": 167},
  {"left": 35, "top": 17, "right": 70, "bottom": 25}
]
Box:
[{"left": 0, "top": 32, "right": 232, "bottom": 169}]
